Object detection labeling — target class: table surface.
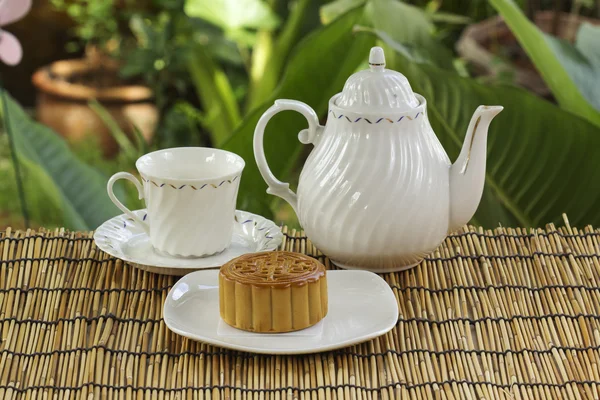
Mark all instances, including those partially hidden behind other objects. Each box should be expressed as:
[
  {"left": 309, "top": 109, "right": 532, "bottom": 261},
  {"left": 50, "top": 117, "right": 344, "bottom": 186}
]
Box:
[{"left": 1, "top": 218, "right": 600, "bottom": 399}]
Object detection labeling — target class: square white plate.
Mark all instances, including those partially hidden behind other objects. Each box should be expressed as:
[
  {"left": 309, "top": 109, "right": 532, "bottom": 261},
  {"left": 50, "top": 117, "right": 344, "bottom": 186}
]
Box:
[{"left": 164, "top": 269, "right": 398, "bottom": 354}]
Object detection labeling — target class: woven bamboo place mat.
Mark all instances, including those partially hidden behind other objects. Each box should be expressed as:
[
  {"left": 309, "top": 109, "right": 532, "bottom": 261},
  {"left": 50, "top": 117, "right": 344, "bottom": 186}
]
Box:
[{"left": 1, "top": 217, "right": 600, "bottom": 399}]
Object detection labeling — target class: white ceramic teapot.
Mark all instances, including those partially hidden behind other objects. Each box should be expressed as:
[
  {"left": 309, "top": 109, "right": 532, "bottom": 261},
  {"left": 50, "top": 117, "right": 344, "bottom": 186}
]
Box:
[{"left": 253, "top": 47, "right": 503, "bottom": 272}]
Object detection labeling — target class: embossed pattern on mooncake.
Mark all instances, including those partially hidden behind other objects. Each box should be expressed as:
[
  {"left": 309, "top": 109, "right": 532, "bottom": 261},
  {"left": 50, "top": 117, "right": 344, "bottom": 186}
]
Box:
[{"left": 219, "top": 251, "right": 328, "bottom": 333}]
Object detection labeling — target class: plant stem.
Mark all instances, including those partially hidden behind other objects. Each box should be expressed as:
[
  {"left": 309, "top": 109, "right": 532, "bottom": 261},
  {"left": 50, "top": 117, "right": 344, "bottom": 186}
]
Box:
[
  {"left": 245, "top": 31, "right": 274, "bottom": 111},
  {"left": 568, "top": 0, "right": 582, "bottom": 41},
  {"left": 275, "top": 0, "right": 312, "bottom": 61},
  {"left": 1, "top": 88, "right": 29, "bottom": 228},
  {"left": 188, "top": 46, "right": 241, "bottom": 147},
  {"left": 237, "top": 44, "right": 252, "bottom": 74},
  {"left": 245, "top": 0, "right": 312, "bottom": 112}
]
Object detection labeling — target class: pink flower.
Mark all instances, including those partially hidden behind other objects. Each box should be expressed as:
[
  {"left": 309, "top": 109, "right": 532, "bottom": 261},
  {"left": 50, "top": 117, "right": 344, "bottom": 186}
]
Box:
[{"left": 0, "top": 0, "right": 31, "bottom": 65}]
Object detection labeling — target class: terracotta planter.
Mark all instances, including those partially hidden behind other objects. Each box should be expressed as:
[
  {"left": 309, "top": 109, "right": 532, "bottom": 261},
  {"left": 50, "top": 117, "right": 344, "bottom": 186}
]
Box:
[
  {"left": 32, "top": 58, "right": 158, "bottom": 157},
  {"left": 457, "top": 11, "right": 600, "bottom": 98}
]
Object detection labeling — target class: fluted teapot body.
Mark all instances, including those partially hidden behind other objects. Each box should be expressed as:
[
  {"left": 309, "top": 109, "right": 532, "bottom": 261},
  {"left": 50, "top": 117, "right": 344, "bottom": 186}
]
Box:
[{"left": 253, "top": 47, "right": 502, "bottom": 272}]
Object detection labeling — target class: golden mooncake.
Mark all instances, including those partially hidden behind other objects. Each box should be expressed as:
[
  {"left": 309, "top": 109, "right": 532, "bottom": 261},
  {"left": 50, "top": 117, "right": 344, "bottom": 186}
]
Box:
[{"left": 219, "top": 251, "right": 328, "bottom": 333}]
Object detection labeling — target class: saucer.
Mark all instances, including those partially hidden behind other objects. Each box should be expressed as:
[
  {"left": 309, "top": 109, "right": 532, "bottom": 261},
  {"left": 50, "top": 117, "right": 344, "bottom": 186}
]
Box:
[
  {"left": 94, "top": 209, "right": 283, "bottom": 276},
  {"left": 163, "top": 270, "right": 399, "bottom": 354}
]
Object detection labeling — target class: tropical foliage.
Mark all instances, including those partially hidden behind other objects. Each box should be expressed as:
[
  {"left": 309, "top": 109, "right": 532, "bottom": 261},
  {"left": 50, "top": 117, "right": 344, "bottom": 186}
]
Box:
[{"left": 2, "top": 0, "right": 600, "bottom": 230}]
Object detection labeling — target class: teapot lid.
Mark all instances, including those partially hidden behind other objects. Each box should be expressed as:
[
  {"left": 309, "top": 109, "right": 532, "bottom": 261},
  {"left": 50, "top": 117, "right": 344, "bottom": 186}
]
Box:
[{"left": 335, "top": 47, "right": 419, "bottom": 113}]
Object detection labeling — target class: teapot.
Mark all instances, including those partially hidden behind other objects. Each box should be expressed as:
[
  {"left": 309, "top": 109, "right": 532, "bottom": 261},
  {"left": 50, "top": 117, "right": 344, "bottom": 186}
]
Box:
[{"left": 253, "top": 47, "right": 503, "bottom": 272}]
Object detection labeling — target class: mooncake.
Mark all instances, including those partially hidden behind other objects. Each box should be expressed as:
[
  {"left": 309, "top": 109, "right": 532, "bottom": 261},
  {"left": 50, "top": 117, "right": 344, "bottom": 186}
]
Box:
[{"left": 219, "top": 251, "right": 328, "bottom": 332}]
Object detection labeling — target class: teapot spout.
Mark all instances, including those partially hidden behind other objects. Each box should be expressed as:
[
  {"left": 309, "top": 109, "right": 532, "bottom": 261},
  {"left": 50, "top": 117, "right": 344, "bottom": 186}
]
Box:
[{"left": 448, "top": 105, "right": 503, "bottom": 233}]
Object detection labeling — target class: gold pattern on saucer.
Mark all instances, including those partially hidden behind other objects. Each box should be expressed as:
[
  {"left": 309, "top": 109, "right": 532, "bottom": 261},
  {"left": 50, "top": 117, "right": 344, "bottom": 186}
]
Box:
[{"left": 219, "top": 251, "right": 328, "bottom": 333}]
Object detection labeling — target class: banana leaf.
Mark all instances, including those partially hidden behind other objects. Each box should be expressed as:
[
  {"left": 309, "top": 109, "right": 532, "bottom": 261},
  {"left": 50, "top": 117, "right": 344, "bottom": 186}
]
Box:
[
  {"left": 320, "top": 0, "right": 366, "bottom": 24},
  {"left": 1, "top": 92, "right": 122, "bottom": 230},
  {"left": 392, "top": 57, "right": 600, "bottom": 227},
  {"left": 368, "top": 0, "right": 600, "bottom": 226},
  {"left": 184, "top": 0, "right": 279, "bottom": 43},
  {"left": 542, "top": 23, "right": 600, "bottom": 111},
  {"left": 368, "top": 0, "right": 454, "bottom": 69},
  {"left": 489, "top": 0, "right": 600, "bottom": 127}
]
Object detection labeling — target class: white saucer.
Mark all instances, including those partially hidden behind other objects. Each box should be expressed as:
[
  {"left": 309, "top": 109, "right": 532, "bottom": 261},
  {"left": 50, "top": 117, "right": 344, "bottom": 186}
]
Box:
[
  {"left": 163, "top": 270, "right": 399, "bottom": 354},
  {"left": 94, "top": 209, "right": 283, "bottom": 276}
]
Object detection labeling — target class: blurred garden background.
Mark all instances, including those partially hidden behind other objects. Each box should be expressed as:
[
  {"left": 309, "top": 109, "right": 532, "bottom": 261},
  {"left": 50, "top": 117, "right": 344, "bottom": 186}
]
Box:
[{"left": 0, "top": 0, "right": 599, "bottom": 231}]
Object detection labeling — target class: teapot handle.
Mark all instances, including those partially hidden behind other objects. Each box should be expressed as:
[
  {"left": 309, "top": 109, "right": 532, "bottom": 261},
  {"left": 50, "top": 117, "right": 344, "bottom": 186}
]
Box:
[{"left": 253, "top": 99, "right": 323, "bottom": 215}]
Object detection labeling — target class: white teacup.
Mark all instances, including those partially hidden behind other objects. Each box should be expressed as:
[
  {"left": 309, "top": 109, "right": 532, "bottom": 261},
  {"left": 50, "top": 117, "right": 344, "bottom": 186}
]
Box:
[{"left": 107, "top": 147, "right": 245, "bottom": 258}]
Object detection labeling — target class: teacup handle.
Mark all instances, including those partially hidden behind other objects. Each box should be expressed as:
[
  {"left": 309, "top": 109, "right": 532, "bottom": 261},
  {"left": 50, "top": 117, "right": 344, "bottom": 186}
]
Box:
[
  {"left": 253, "top": 99, "right": 323, "bottom": 215},
  {"left": 107, "top": 172, "right": 149, "bottom": 233}
]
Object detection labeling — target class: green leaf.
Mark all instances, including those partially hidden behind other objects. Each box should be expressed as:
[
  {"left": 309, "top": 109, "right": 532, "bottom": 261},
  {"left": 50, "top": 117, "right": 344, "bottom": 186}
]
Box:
[
  {"left": 246, "top": 0, "right": 314, "bottom": 112},
  {"left": 184, "top": 0, "right": 279, "bottom": 32},
  {"left": 353, "top": 25, "right": 436, "bottom": 65},
  {"left": 388, "top": 55, "right": 600, "bottom": 227},
  {"left": 129, "top": 14, "right": 151, "bottom": 47},
  {"left": 190, "top": 22, "right": 245, "bottom": 66},
  {"left": 489, "top": 0, "right": 600, "bottom": 127},
  {"left": 428, "top": 11, "right": 471, "bottom": 25},
  {"left": 543, "top": 33, "right": 600, "bottom": 111},
  {"left": 577, "top": 0, "right": 595, "bottom": 9},
  {"left": 88, "top": 100, "right": 138, "bottom": 160},
  {"left": 222, "top": 6, "right": 375, "bottom": 218},
  {"left": 369, "top": 0, "right": 454, "bottom": 69},
  {"left": 576, "top": 23, "right": 600, "bottom": 66},
  {"left": 320, "top": 0, "right": 366, "bottom": 24},
  {"left": 188, "top": 45, "right": 242, "bottom": 147},
  {"left": 224, "top": 28, "right": 259, "bottom": 46},
  {"left": 1, "top": 92, "right": 122, "bottom": 230},
  {"left": 0, "top": 138, "right": 64, "bottom": 228}
]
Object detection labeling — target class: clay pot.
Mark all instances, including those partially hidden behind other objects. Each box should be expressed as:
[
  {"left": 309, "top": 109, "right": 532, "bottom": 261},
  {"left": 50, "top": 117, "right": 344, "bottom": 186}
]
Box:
[
  {"left": 457, "top": 11, "right": 600, "bottom": 98},
  {"left": 32, "top": 58, "right": 158, "bottom": 157}
]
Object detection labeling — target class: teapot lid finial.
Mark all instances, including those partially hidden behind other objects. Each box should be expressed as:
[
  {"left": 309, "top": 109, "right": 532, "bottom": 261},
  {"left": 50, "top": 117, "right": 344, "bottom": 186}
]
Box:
[
  {"left": 369, "top": 47, "right": 386, "bottom": 70},
  {"left": 335, "top": 46, "right": 419, "bottom": 112}
]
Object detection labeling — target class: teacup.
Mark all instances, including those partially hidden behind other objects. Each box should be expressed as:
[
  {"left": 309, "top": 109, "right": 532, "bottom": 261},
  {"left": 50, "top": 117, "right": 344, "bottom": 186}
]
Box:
[{"left": 107, "top": 147, "right": 245, "bottom": 257}]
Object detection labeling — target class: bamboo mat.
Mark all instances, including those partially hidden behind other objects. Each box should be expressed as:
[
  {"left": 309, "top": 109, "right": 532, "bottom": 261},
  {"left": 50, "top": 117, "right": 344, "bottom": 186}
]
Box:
[{"left": 1, "top": 217, "right": 600, "bottom": 399}]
